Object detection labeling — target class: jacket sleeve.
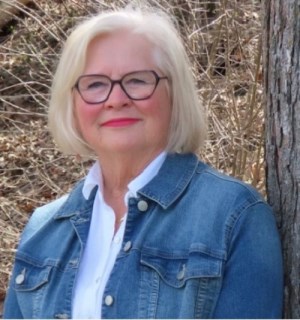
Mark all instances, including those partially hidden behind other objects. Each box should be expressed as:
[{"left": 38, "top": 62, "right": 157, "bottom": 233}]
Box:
[
  {"left": 213, "top": 201, "right": 283, "bottom": 318},
  {"left": 3, "top": 195, "right": 68, "bottom": 319}
]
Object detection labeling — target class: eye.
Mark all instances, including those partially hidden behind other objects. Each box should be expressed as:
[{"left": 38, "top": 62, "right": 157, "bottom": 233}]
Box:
[
  {"left": 124, "top": 72, "right": 156, "bottom": 86},
  {"left": 125, "top": 77, "right": 147, "bottom": 85},
  {"left": 78, "top": 76, "right": 110, "bottom": 91},
  {"left": 86, "top": 81, "right": 108, "bottom": 90}
]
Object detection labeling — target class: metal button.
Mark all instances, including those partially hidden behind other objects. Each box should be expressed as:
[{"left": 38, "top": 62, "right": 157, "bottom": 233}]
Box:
[
  {"left": 15, "top": 273, "right": 25, "bottom": 285},
  {"left": 104, "top": 295, "right": 114, "bottom": 306},
  {"left": 15, "top": 268, "right": 26, "bottom": 285},
  {"left": 54, "top": 313, "right": 69, "bottom": 319},
  {"left": 123, "top": 241, "right": 132, "bottom": 252},
  {"left": 137, "top": 200, "right": 148, "bottom": 212},
  {"left": 177, "top": 264, "right": 186, "bottom": 280}
]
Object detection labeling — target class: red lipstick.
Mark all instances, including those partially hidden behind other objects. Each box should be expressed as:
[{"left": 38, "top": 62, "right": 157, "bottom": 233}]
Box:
[{"left": 101, "top": 118, "right": 140, "bottom": 127}]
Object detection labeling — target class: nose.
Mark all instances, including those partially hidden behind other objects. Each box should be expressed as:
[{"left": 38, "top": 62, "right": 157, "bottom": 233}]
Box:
[{"left": 104, "top": 82, "right": 130, "bottom": 108}]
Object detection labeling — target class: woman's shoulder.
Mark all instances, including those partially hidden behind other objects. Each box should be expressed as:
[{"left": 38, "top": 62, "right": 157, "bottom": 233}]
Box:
[
  {"left": 195, "top": 159, "right": 264, "bottom": 204},
  {"left": 164, "top": 153, "right": 263, "bottom": 202},
  {"left": 19, "top": 179, "right": 93, "bottom": 244},
  {"left": 192, "top": 161, "right": 276, "bottom": 237},
  {"left": 150, "top": 153, "right": 265, "bottom": 211},
  {"left": 31, "top": 194, "right": 69, "bottom": 222},
  {"left": 20, "top": 194, "right": 69, "bottom": 243}
]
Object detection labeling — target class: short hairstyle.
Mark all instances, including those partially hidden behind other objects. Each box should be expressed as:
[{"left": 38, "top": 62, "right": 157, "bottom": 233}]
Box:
[{"left": 48, "top": 5, "right": 207, "bottom": 156}]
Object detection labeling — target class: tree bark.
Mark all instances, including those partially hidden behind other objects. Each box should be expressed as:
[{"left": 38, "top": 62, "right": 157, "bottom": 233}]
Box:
[{"left": 263, "top": 0, "right": 300, "bottom": 317}]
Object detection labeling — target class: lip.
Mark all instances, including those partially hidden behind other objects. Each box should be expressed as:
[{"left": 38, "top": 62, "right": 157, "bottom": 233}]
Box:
[{"left": 101, "top": 117, "right": 141, "bottom": 127}]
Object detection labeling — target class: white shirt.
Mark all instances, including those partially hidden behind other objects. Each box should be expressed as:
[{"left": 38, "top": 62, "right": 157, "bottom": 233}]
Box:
[{"left": 72, "top": 152, "right": 166, "bottom": 319}]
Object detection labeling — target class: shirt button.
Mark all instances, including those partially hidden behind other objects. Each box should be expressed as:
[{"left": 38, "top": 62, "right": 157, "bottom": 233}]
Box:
[
  {"left": 104, "top": 295, "right": 114, "bottom": 306},
  {"left": 137, "top": 200, "right": 148, "bottom": 212},
  {"left": 123, "top": 240, "right": 132, "bottom": 252},
  {"left": 113, "top": 236, "right": 121, "bottom": 244}
]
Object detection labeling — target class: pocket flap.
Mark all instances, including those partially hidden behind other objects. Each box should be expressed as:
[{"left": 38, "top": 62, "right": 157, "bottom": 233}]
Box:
[
  {"left": 141, "top": 250, "right": 223, "bottom": 288},
  {"left": 13, "top": 258, "right": 52, "bottom": 291}
]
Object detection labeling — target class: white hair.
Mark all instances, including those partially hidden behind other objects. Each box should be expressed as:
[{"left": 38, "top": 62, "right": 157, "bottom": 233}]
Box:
[{"left": 48, "top": 6, "right": 206, "bottom": 156}]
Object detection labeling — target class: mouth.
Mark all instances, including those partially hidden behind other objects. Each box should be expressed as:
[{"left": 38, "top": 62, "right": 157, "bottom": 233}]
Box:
[{"left": 101, "top": 118, "right": 141, "bottom": 127}]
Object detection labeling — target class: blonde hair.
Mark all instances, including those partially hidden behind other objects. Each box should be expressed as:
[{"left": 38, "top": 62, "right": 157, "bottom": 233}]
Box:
[{"left": 48, "top": 5, "right": 206, "bottom": 156}]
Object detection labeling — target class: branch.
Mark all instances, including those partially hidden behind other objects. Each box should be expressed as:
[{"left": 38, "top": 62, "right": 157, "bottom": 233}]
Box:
[{"left": 0, "top": 0, "right": 33, "bottom": 29}]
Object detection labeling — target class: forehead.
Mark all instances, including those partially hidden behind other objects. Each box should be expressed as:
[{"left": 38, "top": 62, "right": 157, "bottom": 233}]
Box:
[{"left": 84, "top": 30, "right": 158, "bottom": 74}]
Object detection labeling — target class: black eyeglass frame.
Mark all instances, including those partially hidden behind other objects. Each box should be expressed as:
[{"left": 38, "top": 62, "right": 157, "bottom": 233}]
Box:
[{"left": 73, "top": 70, "right": 168, "bottom": 104}]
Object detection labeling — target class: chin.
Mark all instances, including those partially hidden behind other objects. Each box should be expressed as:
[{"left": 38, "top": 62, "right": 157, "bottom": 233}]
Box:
[{"left": 98, "top": 142, "right": 143, "bottom": 154}]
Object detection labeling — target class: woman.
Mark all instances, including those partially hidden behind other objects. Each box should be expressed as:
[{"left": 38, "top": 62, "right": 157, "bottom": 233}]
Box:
[{"left": 4, "top": 5, "right": 283, "bottom": 319}]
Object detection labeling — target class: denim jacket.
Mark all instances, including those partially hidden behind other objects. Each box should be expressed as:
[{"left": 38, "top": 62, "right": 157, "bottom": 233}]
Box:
[{"left": 4, "top": 153, "right": 283, "bottom": 319}]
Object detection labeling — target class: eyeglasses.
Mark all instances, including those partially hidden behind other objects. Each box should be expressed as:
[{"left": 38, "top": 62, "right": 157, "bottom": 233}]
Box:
[{"left": 74, "top": 70, "right": 168, "bottom": 104}]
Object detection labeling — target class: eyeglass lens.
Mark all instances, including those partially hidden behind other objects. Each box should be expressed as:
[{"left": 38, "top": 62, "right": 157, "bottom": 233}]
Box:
[{"left": 76, "top": 70, "right": 162, "bottom": 104}]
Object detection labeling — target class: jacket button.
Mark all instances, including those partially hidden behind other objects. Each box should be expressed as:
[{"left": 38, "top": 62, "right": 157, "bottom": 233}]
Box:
[
  {"left": 15, "top": 269, "right": 26, "bottom": 285},
  {"left": 177, "top": 270, "right": 185, "bottom": 280},
  {"left": 104, "top": 295, "right": 114, "bottom": 306},
  {"left": 177, "top": 264, "right": 186, "bottom": 280},
  {"left": 54, "top": 313, "right": 69, "bottom": 319},
  {"left": 123, "top": 241, "right": 132, "bottom": 252},
  {"left": 137, "top": 200, "right": 148, "bottom": 212},
  {"left": 15, "top": 273, "right": 25, "bottom": 285}
]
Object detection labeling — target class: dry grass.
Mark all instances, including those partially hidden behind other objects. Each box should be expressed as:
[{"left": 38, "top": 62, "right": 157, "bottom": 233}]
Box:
[{"left": 0, "top": 0, "right": 263, "bottom": 303}]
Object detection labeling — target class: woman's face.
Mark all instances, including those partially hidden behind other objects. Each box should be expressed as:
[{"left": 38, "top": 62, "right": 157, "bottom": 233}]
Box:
[{"left": 73, "top": 30, "right": 172, "bottom": 158}]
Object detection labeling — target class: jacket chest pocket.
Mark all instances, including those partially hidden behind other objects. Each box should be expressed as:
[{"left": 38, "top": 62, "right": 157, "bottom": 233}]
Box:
[
  {"left": 13, "top": 260, "right": 52, "bottom": 292},
  {"left": 11, "top": 257, "right": 54, "bottom": 318},
  {"left": 139, "top": 249, "right": 224, "bottom": 318}
]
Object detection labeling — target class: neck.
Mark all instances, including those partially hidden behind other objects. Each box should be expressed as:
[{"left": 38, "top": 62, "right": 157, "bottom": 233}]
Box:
[
  {"left": 98, "top": 148, "right": 164, "bottom": 193},
  {"left": 97, "top": 149, "right": 164, "bottom": 233}
]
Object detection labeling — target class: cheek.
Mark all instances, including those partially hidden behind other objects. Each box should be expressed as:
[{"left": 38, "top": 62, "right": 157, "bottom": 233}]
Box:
[
  {"left": 150, "top": 95, "right": 172, "bottom": 123},
  {"left": 74, "top": 90, "right": 100, "bottom": 122},
  {"left": 142, "top": 91, "right": 171, "bottom": 115},
  {"left": 74, "top": 102, "right": 100, "bottom": 128}
]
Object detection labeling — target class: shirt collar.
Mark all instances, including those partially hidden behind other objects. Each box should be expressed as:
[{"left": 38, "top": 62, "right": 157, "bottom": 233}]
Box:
[
  {"left": 82, "top": 161, "right": 104, "bottom": 200},
  {"left": 82, "top": 152, "right": 167, "bottom": 200},
  {"left": 54, "top": 153, "right": 201, "bottom": 220}
]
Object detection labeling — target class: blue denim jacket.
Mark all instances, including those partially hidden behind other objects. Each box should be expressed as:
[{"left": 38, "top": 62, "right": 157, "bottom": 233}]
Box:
[{"left": 4, "top": 153, "right": 283, "bottom": 319}]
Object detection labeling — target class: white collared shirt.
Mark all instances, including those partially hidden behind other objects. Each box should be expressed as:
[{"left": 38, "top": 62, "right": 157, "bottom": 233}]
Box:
[{"left": 72, "top": 152, "right": 166, "bottom": 319}]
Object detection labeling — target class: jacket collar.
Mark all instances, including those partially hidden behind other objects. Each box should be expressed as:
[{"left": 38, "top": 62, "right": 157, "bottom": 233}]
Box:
[
  {"left": 139, "top": 152, "right": 199, "bottom": 209},
  {"left": 54, "top": 152, "right": 200, "bottom": 219},
  {"left": 54, "top": 182, "right": 97, "bottom": 219}
]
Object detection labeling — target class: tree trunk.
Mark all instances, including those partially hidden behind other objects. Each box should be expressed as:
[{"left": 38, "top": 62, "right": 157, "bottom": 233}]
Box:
[{"left": 262, "top": 0, "right": 300, "bottom": 317}]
